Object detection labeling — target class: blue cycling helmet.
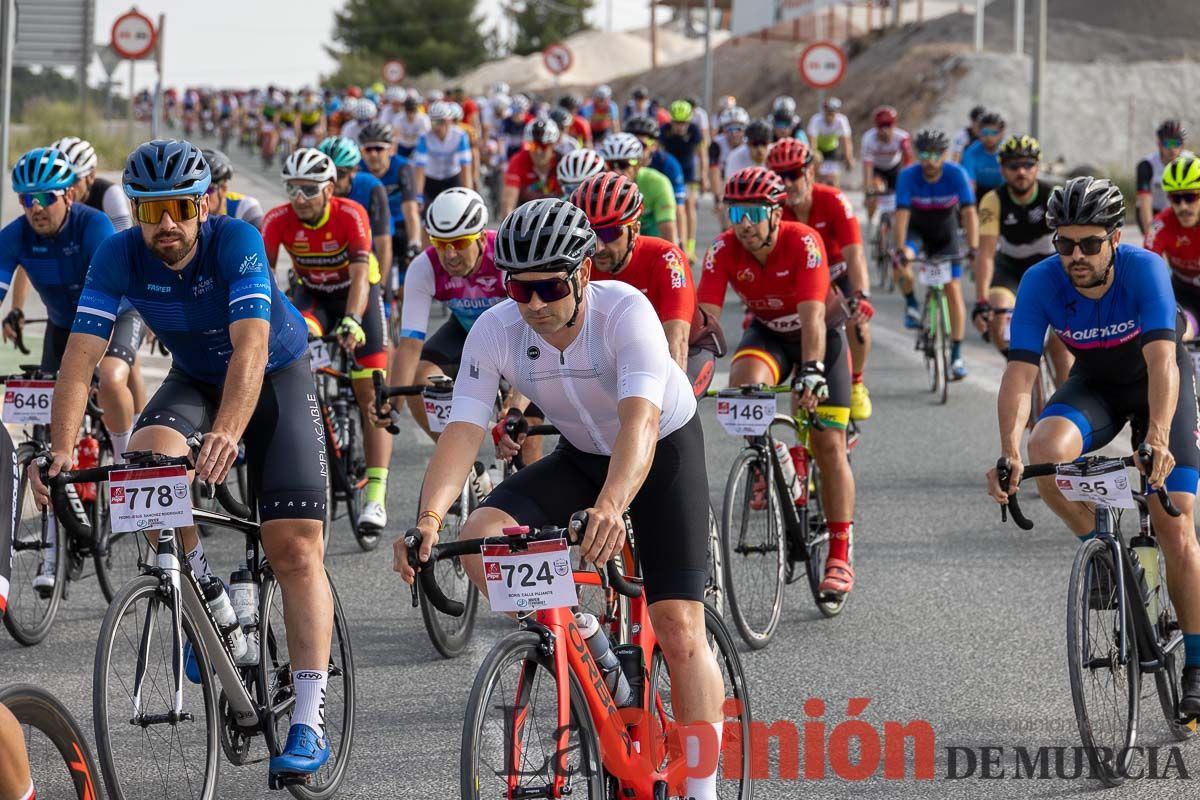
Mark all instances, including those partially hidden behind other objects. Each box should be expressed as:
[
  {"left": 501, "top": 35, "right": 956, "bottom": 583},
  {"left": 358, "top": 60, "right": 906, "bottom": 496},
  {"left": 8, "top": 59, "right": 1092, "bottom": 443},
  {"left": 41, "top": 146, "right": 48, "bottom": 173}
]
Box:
[
  {"left": 12, "top": 148, "right": 77, "bottom": 193},
  {"left": 123, "top": 139, "right": 211, "bottom": 199}
]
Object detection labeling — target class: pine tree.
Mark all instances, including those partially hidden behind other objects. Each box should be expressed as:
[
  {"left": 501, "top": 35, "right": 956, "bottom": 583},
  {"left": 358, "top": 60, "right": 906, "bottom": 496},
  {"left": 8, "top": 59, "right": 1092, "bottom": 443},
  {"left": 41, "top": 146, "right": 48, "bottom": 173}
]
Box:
[
  {"left": 328, "top": 0, "right": 492, "bottom": 79},
  {"left": 509, "top": 0, "right": 593, "bottom": 56}
]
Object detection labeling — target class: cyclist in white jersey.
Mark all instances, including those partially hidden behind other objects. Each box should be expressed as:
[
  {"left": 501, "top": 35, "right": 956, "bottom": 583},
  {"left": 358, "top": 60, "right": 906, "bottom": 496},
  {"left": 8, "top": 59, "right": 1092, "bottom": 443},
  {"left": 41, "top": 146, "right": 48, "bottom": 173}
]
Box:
[
  {"left": 393, "top": 96, "right": 431, "bottom": 158},
  {"left": 396, "top": 198, "right": 726, "bottom": 800},
  {"left": 414, "top": 101, "right": 472, "bottom": 210},
  {"left": 860, "top": 106, "right": 912, "bottom": 223},
  {"left": 1137, "top": 119, "right": 1193, "bottom": 235}
]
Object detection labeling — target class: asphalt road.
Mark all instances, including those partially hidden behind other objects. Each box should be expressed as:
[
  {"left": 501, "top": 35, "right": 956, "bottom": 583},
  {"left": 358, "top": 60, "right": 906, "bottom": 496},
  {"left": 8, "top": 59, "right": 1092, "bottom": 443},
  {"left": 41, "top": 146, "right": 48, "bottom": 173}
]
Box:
[{"left": 5, "top": 139, "right": 1197, "bottom": 798}]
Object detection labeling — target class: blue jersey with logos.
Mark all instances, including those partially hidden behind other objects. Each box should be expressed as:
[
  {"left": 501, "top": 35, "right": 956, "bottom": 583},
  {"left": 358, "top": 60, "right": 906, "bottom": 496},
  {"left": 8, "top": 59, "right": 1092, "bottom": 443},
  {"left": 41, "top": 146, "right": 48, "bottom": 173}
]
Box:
[
  {"left": 896, "top": 161, "right": 975, "bottom": 250},
  {"left": 0, "top": 204, "right": 115, "bottom": 328},
  {"left": 960, "top": 139, "right": 1003, "bottom": 196},
  {"left": 375, "top": 155, "right": 416, "bottom": 224},
  {"left": 347, "top": 170, "right": 394, "bottom": 235},
  {"left": 73, "top": 215, "right": 308, "bottom": 384},
  {"left": 1008, "top": 244, "right": 1179, "bottom": 384},
  {"left": 649, "top": 150, "right": 686, "bottom": 203}
]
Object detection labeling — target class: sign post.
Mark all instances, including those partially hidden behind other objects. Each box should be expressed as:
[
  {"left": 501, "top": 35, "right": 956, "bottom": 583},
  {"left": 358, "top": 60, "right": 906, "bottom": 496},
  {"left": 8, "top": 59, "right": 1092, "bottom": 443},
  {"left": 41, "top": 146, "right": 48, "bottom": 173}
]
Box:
[
  {"left": 542, "top": 43, "right": 573, "bottom": 84},
  {"left": 111, "top": 8, "right": 157, "bottom": 146},
  {"left": 0, "top": 0, "right": 14, "bottom": 225},
  {"left": 382, "top": 60, "right": 406, "bottom": 84}
]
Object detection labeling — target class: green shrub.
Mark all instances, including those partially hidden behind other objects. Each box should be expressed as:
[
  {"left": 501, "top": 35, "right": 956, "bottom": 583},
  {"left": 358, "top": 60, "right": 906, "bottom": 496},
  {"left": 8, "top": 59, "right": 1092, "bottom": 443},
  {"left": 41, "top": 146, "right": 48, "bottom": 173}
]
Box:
[{"left": 8, "top": 99, "right": 130, "bottom": 173}]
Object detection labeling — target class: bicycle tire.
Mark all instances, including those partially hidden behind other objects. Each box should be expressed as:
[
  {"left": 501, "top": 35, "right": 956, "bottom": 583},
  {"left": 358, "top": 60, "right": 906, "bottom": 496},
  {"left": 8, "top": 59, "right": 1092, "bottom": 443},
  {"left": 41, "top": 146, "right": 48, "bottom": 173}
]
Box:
[
  {"left": 93, "top": 574, "right": 219, "bottom": 799},
  {"left": 95, "top": 441, "right": 148, "bottom": 603},
  {"left": 647, "top": 605, "right": 753, "bottom": 799},
  {"left": 258, "top": 570, "right": 355, "bottom": 800},
  {"left": 938, "top": 293, "right": 951, "bottom": 405},
  {"left": 420, "top": 476, "right": 480, "bottom": 658},
  {"left": 720, "top": 447, "right": 785, "bottom": 650},
  {"left": 460, "top": 630, "right": 604, "bottom": 799},
  {"left": 344, "top": 412, "right": 377, "bottom": 553},
  {"left": 1152, "top": 544, "right": 1195, "bottom": 741},
  {"left": 3, "top": 443, "right": 67, "bottom": 647},
  {"left": 802, "top": 462, "right": 846, "bottom": 618},
  {"left": 704, "top": 504, "right": 725, "bottom": 618},
  {"left": 0, "top": 683, "right": 101, "bottom": 800},
  {"left": 1066, "top": 538, "right": 1139, "bottom": 787},
  {"left": 919, "top": 296, "right": 939, "bottom": 396}
]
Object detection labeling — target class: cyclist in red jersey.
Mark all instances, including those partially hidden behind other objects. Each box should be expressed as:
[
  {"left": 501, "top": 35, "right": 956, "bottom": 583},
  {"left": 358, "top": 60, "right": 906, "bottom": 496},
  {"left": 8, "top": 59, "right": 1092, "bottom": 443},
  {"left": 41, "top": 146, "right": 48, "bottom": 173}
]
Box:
[
  {"left": 698, "top": 167, "right": 859, "bottom": 597},
  {"left": 1146, "top": 155, "right": 1200, "bottom": 338},
  {"left": 500, "top": 118, "right": 562, "bottom": 217},
  {"left": 770, "top": 137, "right": 875, "bottom": 420},
  {"left": 568, "top": 172, "right": 722, "bottom": 396},
  {"left": 262, "top": 148, "right": 393, "bottom": 531}
]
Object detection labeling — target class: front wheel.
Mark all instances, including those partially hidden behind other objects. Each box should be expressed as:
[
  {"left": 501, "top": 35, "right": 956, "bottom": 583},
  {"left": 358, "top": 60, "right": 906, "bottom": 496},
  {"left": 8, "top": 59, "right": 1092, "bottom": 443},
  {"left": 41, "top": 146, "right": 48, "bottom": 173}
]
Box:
[
  {"left": 720, "top": 447, "right": 785, "bottom": 650},
  {"left": 3, "top": 444, "right": 67, "bottom": 647},
  {"left": 419, "top": 476, "right": 480, "bottom": 658},
  {"left": 0, "top": 684, "right": 102, "bottom": 799},
  {"left": 1066, "top": 538, "right": 1139, "bottom": 787}
]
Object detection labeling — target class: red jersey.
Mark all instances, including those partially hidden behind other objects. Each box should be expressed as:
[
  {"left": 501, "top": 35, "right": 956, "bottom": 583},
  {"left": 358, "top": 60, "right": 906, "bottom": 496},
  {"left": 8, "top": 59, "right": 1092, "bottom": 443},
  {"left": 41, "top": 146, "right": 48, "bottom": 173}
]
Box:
[
  {"left": 262, "top": 196, "right": 372, "bottom": 293},
  {"left": 504, "top": 149, "right": 561, "bottom": 203},
  {"left": 781, "top": 183, "right": 861, "bottom": 278},
  {"left": 568, "top": 114, "right": 592, "bottom": 147},
  {"left": 591, "top": 236, "right": 695, "bottom": 323},
  {"left": 698, "top": 221, "right": 830, "bottom": 338},
  {"left": 1145, "top": 207, "right": 1200, "bottom": 286}
]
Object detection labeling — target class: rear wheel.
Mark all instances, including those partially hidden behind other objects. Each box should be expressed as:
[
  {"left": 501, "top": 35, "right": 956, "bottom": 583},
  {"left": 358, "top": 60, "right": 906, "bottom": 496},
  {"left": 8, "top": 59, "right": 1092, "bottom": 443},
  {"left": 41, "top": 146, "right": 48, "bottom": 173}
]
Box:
[
  {"left": 343, "top": 412, "right": 375, "bottom": 552},
  {"left": 0, "top": 683, "right": 102, "bottom": 800},
  {"left": 720, "top": 447, "right": 785, "bottom": 649},
  {"left": 937, "top": 295, "right": 951, "bottom": 405},
  {"left": 3, "top": 444, "right": 67, "bottom": 646},
  {"left": 1153, "top": 544, "right": 1196, "bottom": 740},
  {"left": 420, "top": 475, "right": 480, "bottom": 658}
]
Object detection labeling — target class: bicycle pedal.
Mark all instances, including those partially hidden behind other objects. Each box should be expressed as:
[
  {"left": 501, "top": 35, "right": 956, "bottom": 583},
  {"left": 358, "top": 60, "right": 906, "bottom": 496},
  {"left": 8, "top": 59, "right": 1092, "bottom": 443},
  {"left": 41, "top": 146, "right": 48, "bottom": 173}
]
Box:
[{"left": 268, "top": 773, "right": 312, "bottom": 790}]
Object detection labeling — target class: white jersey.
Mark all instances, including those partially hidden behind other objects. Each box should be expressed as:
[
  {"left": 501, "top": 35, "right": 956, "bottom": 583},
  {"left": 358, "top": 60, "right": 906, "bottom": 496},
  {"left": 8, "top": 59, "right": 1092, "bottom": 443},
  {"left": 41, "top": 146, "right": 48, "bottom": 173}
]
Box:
[
  {"left": 950, "top": 126, "right": 975, "bottom": 160},
  {"left": 394, "top": 112, "right": 432, "bottom": 149},
  {"left": 414, "top": 126, "right": 472, "bottom": 180},
  {"left": 1138, "top": 149, "right": 1196, "bottom": 213},
  {"left": 860, "top": 126, "right": 910, "bottom": 172},
  {"left": 806, "top": 112, "right": 851, "bottom": 156},
  {"left": 450, "top": 281, "right": 696, "bottom": 455},
  {"left": 98, "top": 182, "right": 132, "bottom": 231},
  {"left": 723, "top": 143, "right": 760, "bottom": 178},
  {"left": 339, "top": 119, "right": 364, "bottom": 144}
]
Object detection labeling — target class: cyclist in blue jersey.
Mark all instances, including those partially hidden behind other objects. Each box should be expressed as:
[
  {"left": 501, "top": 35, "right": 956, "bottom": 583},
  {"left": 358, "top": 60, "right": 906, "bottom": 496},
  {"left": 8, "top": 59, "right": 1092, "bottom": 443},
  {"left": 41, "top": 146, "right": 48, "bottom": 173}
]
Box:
[
  {"left": 30, "top": 140, "right": 336, "bottom": 777},
  {"left": 319, "top": 135, "right": 394, "bottom": 278},
  {"left": 959, "top": 110, "right": 1006, "bottom": 197},
  {"left": 893, "top": 128, "right": 979, "bottom": 379},
  {"left": 357, "top": 122, "right": 420, "bottom": 302},
  {"left": 0, "top": 148, "right": 150, "bottom": 592},
  {"left": 625, "top": 115, "right": 688, "bottom": 249},
  {"left": 987, "top": 176, "right": 1200, "bottom": 715}
]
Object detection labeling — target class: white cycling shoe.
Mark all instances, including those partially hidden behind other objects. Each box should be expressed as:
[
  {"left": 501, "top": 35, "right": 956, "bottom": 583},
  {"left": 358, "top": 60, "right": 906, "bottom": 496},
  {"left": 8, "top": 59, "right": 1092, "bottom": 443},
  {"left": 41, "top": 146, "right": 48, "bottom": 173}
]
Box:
[
  {"left": 359, "top": 501, "right": 387, "bottom": 532},
  {"left": 32, "top": 562, "right": 57, "bottom": 596}
]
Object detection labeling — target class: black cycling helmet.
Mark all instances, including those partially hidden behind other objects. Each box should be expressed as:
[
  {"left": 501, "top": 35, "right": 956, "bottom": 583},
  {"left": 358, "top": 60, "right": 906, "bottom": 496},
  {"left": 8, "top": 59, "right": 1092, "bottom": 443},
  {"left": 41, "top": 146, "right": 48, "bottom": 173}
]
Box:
[
  {"left": 978, "top": 110, "right": 1006, "bottom": 128},
  {"left": 745, "top": 120, "right": 773, "bottom": 145},
  {"left": 969, "top": 105, "right": 987, "bottom": 122},
  {"left": 557, "top": 93, "right": 580, "bottom": 112},
  {"left": 631, "top": 85, "right": 649, "bottom": 100},
  {"left": 623, "top": 114, "right": 659, "bottom": 139},
  {"left": 914, "top": 128, "right": 950, "bottom": 153},
  {"left": 403, "top": 96, "right": 419, "bottom": 111},
  {"left": 358, "top": 121, "right": 394, "bottom": 145},
  {"left": 200, "top": 148, "right": 233, "bottom": 183},
  {"left": 1046, "top": 176, "right": 1125, "bottom": 231},
  {"left": 1158, "top": 119, "right": 1187, "bottom": 143}
]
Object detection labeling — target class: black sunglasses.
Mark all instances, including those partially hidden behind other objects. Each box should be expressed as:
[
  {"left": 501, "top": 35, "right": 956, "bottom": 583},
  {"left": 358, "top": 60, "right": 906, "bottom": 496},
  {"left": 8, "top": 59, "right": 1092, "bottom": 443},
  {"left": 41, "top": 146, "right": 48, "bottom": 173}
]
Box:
[
  {"left": 1169, "top": 192, "right": 1200, "bottom": 206},
  {"left": 505, "top": 276, "right": 574, "bottom": 304},
  {"left": 1053, "top": 233, "right": 1111, "bottom": 256},
  {"left": 775, "top": 167, "right": 807, "bottom": 182}
]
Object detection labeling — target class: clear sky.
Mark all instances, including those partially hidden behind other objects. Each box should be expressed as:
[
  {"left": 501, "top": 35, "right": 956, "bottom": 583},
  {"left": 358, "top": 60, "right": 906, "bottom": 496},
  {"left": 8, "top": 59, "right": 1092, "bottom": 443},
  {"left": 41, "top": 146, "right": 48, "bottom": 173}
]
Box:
[{"left": 90, "top": 0, "right": 660, "bottom": 93}]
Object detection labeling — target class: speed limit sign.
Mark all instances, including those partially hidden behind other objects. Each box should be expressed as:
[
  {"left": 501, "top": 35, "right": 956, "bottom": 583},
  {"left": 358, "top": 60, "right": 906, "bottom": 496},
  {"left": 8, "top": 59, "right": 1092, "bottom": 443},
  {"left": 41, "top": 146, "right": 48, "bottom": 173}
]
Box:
[
  {"left": 382, "top": 60, "right": 407, "bottom": 84},
  {"left": 542, "top": 43, "right": 574, "bottom": 76},
  {"left": 798, "top": 41, "right": 847, "bottom": 90}
]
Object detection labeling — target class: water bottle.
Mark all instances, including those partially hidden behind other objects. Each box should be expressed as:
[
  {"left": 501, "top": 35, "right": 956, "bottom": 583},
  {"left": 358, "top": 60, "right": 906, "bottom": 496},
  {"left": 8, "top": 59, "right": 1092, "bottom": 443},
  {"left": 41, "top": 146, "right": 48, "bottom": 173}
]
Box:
[
  {"left": 228, "top": 569, "right": 259, "bottom": 666},
  {"left": 74, "top": 435, "right": 99, "bottom": 503},
  {"left": 772, "top": 440, "right": 802, "bottom": 505},
  {"left": 1131, "top": 536, "right": 1161, "bottom": 620},
  {"left": 575, "top": 612, "right": 633, "bottom": 707},
  {"left": 201, "top": 577, "right": 247, "bottom": 661},
  {"left": 789, "top": 445, "right": 810, "bottom": 506}
]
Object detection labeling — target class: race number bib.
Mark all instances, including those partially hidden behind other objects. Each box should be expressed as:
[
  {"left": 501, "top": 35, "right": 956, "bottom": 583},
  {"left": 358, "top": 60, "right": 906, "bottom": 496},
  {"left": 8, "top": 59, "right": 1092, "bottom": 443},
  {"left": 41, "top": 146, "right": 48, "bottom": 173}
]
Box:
[
  {"left": 109, "top": 465, "right": 194, "bottom": 533},
  {"left": 715, "top": 392, "right": 775, "bottom": 436},
  {"left": 918, "top": 260, "right": 953, "bottom": 287},
  {"left": 1054, "top": 460, "right": 1136, "bottom": 509},
  {"left": 308, "top": 339, "right": 332, "bottom": 371},
  {"left": 423, "top": 391, "right": 453, "bottom": 433},
  {"left": 481, "top": 538, "right": 577, "bottom": 613},
  {"left": 2, "top": 380, "right": 53, "bottom": 424}
]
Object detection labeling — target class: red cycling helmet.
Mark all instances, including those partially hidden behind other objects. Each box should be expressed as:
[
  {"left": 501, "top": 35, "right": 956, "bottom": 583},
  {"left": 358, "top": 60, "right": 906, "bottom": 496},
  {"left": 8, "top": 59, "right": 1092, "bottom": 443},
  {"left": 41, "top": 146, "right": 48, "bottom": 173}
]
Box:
[
  {"left": 569, "top": 172, "right": 644, "bottom": 227},
  {"left": 346, "top": 86, "right": 362, "bottom": 98},
  {"left": 766, "top": 137, "right": 812, "bottom": 173},
  {"left": 874, "top": 106, "right": 898, "bottom": 126},
  {"left": 724, "top": 166, "right": 786, "bottom": 206}
]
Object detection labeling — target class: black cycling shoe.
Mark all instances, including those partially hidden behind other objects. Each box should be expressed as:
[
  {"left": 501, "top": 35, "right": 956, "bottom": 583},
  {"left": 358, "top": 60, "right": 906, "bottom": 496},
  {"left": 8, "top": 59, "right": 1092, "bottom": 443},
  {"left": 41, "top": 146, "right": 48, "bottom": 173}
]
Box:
[{"left": 1179, "top": 666, "right": 1200, "bottom": 718}]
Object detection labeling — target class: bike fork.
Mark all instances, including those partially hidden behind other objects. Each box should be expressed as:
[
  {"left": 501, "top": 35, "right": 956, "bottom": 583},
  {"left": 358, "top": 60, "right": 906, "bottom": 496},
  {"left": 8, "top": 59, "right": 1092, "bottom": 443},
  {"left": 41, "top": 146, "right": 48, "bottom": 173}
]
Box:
[{"left": 133, "top": 528, "right": 186, "bottom": 719}]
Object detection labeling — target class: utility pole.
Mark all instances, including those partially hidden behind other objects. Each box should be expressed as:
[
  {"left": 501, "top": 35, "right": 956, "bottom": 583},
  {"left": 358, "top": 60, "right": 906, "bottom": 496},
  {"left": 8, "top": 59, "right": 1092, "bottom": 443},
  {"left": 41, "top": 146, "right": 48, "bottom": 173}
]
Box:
[
  {"left": 702, "top": 0, "right": 714, "bottom": 114},
  {"left": 1013, "top": 0, "right": 1024, "bottom": 54},
  {"left": 0, "top": 0, "right": 13, "bottom": 224},
  {"left": 1030, "top": 0, "right": 1045, "bottom": 138},
  {"left": 974, "top": 0, "right": 984, "bottom": 51}
]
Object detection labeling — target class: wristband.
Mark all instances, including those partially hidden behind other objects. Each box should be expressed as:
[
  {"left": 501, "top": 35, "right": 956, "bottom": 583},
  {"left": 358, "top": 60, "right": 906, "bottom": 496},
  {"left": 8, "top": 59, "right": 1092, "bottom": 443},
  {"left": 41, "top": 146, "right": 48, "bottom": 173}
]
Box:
[{"left": 417, "top": 510, "right": 443, "bottom": 530}]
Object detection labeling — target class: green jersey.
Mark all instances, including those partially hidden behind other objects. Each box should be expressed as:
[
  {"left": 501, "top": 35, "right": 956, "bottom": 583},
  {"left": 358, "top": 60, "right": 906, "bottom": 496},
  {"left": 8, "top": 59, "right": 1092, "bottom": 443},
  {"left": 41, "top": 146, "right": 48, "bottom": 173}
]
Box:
[{"left": 636, "top": 167, "right": 676, "bottom": 238}]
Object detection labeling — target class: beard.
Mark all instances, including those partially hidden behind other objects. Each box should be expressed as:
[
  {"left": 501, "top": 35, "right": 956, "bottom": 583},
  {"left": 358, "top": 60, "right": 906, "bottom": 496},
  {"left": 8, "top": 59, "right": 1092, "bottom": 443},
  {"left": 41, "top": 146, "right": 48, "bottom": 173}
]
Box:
[
  {"left": 148, "top": 227, "right": 196, "bottom": 265},
  {"left": 1066, "top": 258, "right": 1106, "bottom": 287}
]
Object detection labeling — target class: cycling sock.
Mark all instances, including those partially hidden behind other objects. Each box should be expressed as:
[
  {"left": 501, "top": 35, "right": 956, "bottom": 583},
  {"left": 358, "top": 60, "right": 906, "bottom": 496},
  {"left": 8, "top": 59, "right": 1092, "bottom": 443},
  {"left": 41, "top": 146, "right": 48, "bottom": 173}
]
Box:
[
  {"left": 1076, "top": 531, "right": 1098, "bottom": 542},
  {"left": 1184, "top": 634, "right": 1200, "bottom": 668},
  {"left": 827, "top": 521, "right": 851, "bottom": 562},
  {"left": 686, "top": 237, "right": 696, "bottom": 254},
  {"left": 186, "top": 540, "right": 214, "bottom": 581},
  {"left": 683, "top": 721, "right": 722, "bottom": 800},
  {"left": 852, "top": 371, "right": 864, "bottom": 385},
  {"left": 40, "top": 514, "right": 57, "bottom": 571},
  {"left": 292, "top": 669, "right": 328, "bottom": 737},
  {"left": 17, "top": 780, "right": 33, "bottom": 800},
  {"left": 108, "top": 428, "right": 132, "bottom": 464},
  {"left": 951, "top": 340, "right": 963, "bottom": 361},
  {"left": 366, "top": 467, "right": 388, "bottom": 505},
  {"left": 904, "top": 292, "right": 917, "bottom": 308}
]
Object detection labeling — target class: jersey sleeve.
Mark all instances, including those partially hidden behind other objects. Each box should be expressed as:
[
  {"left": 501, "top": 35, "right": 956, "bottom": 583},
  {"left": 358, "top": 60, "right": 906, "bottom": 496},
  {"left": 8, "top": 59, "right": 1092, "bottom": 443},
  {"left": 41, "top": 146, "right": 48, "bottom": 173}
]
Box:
[
  {"left": 448, "top": 310, "right": 504, "bottom": 429},
  {"left": 609, "top": 292, "right": 673, "bottom": 409},
  {"left": 895, "top": 168, "right": 914, "bottom": 210},
  {"left": 1136, "top": 159, "right": 1154, "bottom": 195},
  {"left": 72, "top": 235, "right": 129, "bottom": 340},
  {"left": 1007, "top": 266, "right": 1051, "bottom": 363},
  {"left": 697, "top": 241, "right": 729, "bottom": 307},
  {"left": 1129, "top": 249, "right": 1180, "bottom": 342},
  {"left": 239, "top": 196, "right": 266, "bottom": 230},
  {"left": 102, "top": 183, "right": 133, "bottom": 231},
  {"left": 345, "top": 202, "right": 373, "bottom": 262},
  {"left": 260, "top": 206, "right": 287, "bottom": 269},
  {"left": 413, "top": 136, "right": 429, "bottom": 168},
  {"left": 0, "top": 221, "right": 21, "bottom": 300},
  {"left": 979, "top": 190, "right": 1001, "bottom": 238},
  {"left": 860, "top": 131, "right": 875, "bottom": 165},
  {"left": 83, "top": 209, "right": 116, "bottom": 258},
  {"left": 651, "top": 244, "right": 696, "bottom": 323},
  {"left": 954, "top": 164, "right": 977, "bottom": 206},
  {"left": 368, "top": 183, "right": 393, "bottom": 236},
  {"left": 398, "top": 254, "right": 436, "bottom": 339},
  {"left": 648, "top": 173, "right": 676, "bottom": 223},
  {"left": 218, "top": 219, "right": 274, "bottom": 323},
  {"left": 503, "top": 153, "right": 525, "bottom": 187},
  {"left": 830, "top": 191, "right": 862, "bottom": 249},
  {"left": 456, "top": 132, "right": 472, "bottom": 165}
]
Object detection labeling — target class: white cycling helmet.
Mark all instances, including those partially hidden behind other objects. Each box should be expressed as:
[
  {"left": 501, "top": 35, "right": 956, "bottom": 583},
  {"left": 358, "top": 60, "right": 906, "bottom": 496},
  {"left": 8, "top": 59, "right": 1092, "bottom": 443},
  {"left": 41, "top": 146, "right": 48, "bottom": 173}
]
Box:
[
  {"left": 425, "top": 187, "right": 488, "bottom": 239},
  {"left": 448, "top": 102, "right": 464, "bottom": 122},
  {"left": 598, "top": 132, "right": 644, "bottom": 164},
  {"left": 491, "top": 93, "right": 511, "bottom": 112},
  {"left": 557, "top": 148, "right": 606, "bottom": 190},
  {"left": 427, "top": 89, "right": 445, "bottom": 102},
  {"left": 282, "top": 148, "right": 336, "bottom": 183},
  {"left": 354, "top": 99, "right": 378, "bottom": 121},
  {"left": 719, "top": 106, "right": 750, "bottom": 128},
  {"left": 384, "top": 86, "right": 406, "bottom": 102},
  {"left": 427, "top": 101, "right": 455, "bottom": 121},
  {"left": 593, "top": 84, "right": 612, "bottom": 101},
  {"left": 50, "top": 136, "right": 98, "bottom": 176},
  {"left": 491, "top": 81, "right": 511, "bottom": 96}
]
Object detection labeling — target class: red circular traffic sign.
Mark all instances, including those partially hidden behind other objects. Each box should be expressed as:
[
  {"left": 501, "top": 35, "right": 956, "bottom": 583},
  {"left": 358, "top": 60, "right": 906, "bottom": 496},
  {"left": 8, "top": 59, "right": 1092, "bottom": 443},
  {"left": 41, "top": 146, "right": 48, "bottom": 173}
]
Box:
[
  {"left": 798, "top": 41, "right": 846, "bottom": 90},
  {"left": 542, "top": 43, "right": 574, "bottom": 76},
  {"left": 382, "top": 60, "right": 407, "bottom": 84},
  {"left": 110, "top": 8, "right": 156, "bottom": 60}
]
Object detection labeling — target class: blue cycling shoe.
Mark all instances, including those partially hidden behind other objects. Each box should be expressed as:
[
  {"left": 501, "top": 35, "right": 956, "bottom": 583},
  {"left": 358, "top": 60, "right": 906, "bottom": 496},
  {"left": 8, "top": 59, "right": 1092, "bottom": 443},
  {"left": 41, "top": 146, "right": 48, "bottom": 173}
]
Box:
[
  {"left": 270, "top": 724, "right": 330, "bottom": 775},
  {"left": 904, "top": 307, "right": 921, "bottom": 329}
]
